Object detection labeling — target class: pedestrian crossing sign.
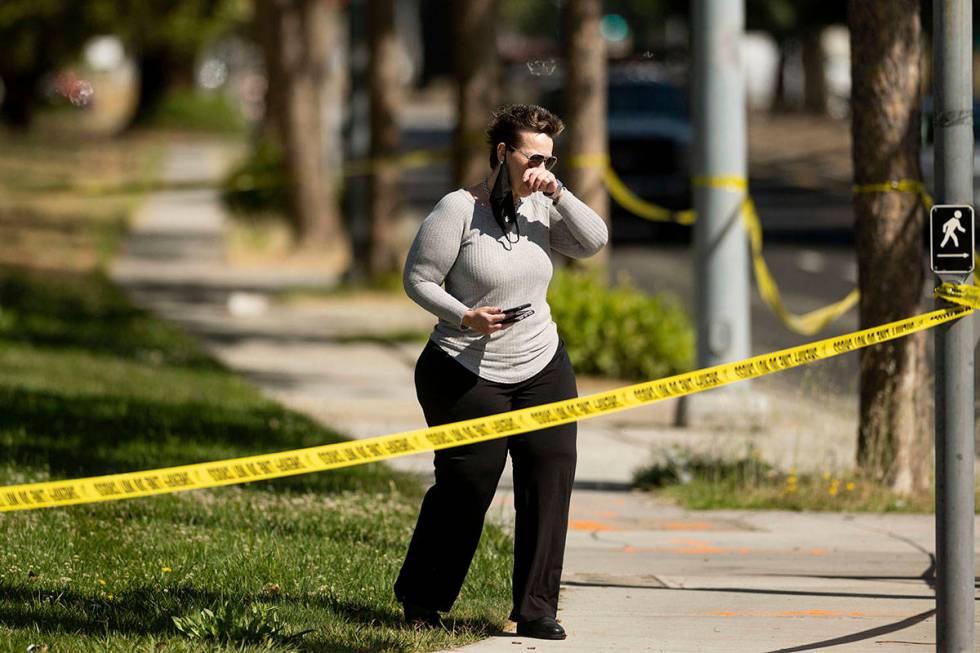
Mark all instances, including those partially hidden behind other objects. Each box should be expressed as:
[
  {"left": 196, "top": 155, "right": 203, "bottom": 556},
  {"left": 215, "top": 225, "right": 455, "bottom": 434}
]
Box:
[{"left": 930, "top": 204, "right": 975, "bottom": 276}]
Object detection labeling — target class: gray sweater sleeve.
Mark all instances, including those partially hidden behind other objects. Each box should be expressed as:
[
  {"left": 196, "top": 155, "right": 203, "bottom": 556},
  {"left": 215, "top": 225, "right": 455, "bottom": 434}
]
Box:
[
  {"left": 547, "top": 189, "right": 609, "bottom": 258},
  {"left": 403, "top": 195, "right": 471, "bottom": 326}
]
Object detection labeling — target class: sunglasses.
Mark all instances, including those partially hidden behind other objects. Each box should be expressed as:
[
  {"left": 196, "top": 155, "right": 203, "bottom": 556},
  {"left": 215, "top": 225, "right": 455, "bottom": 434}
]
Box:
[{"left": 508, "top": 145, "right": 558, "bottom": 171}]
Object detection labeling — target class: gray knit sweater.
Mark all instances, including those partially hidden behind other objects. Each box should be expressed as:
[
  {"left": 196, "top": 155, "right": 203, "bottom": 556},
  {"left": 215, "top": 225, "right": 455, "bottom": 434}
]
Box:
[{"left": 403, "top": 187, "right": 608, "bottom": 383}]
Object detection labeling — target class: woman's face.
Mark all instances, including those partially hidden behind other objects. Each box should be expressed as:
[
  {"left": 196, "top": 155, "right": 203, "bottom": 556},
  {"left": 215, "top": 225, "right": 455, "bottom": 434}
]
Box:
[{"left": 498, "top": 131, "right": 555, "bottom": 198}]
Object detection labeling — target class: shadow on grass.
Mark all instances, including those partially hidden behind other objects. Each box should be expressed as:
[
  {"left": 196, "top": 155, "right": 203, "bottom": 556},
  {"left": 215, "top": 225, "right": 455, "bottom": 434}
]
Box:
[
  {"left": 307, "top": 593, "right": 501, "bottom": 639},
  {"left": 0, "top": 265, "right": 419, "bottom": 496},
  {"left": 0, "top": 582, "right": 500, "bottom": 652},
  {"left": 0, "top": 583, "right": 223, "bottom": 638},
  {"left": 0, "top": 385, "right": 417, "bottom": 496},
  {"left": 0, "top": 267, "right": 222, "bottom": 371}
]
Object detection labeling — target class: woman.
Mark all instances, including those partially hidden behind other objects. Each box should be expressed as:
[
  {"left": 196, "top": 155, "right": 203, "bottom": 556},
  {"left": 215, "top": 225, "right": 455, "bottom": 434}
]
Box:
[{"left": 394, "top": 104, "right": 607, "bottom": 640}]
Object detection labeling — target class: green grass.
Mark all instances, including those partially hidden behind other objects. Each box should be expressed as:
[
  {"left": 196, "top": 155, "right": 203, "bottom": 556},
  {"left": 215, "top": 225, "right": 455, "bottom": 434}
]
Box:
[
  {"left": 0, "top": 267, "right": 513, "bottom": 653},
  {"left": 146, "top": 89, "right": 246, "bottom": 134},
  {"left": 633, "top": 445, "right": 950, "bottom": 513},
  {"left": 0, "top": 134, "right": 513, "bottom": 651}
]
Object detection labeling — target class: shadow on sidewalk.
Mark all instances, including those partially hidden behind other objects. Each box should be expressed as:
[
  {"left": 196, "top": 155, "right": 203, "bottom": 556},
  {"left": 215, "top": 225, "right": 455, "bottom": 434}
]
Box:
[
  {"left": 763, "top": 609, "right": 935, "bottom": 653},
  {"left": 561, "top": 578, "right": 936, "bottom": 601}
]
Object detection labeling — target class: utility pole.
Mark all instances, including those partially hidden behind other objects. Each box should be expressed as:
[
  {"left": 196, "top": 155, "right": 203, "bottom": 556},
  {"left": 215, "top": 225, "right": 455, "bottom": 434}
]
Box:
[
  {"left": 933, "top": 1, "right": 975, "bottom": 651},
  {"left": 688, "top": 0, "right": 751, "bottom": 419}
]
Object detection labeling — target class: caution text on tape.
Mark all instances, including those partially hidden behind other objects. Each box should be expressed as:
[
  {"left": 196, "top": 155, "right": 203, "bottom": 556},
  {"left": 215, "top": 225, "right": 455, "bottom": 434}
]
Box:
[{"left": 1, "top": 285, "right": 974, "bottom": 513}]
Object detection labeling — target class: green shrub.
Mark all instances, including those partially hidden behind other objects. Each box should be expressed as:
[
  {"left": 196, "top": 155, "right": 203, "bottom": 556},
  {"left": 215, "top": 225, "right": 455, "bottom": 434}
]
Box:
[
  {"left": 221, "top": 141, "right": 289, "bottom": 216},
  {"left": 147, "top": 88, "right": 245, "bottom": 133},
  {"left": 548, "top": 268, "right": 694, "bottom": 381},
  {"left": 633, "top": 444, "right": 774, "bottom": 489},
  {"left": 172, "top": 601, "right": 308, "bottom": 647},
  {"left": 633, "top": 444, "right": 939, "bottom": 513}
]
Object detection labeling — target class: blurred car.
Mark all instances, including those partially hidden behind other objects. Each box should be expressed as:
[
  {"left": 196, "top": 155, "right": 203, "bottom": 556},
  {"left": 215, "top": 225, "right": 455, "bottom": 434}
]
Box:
[{"left": 541, "top": 70, "right": 693, "bottom": 243}]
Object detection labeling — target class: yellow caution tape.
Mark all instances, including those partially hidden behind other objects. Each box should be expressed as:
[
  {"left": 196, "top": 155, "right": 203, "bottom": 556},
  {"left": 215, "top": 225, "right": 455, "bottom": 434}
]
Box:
[
  {"left": 691, "top": 176, "right": 860, "bottom": 335},
  {"left": 570, "top": 155, "right": 862, "bottom": 334},
  {"left": 740, "top": 196, "right": 860, "bottom": 335},
  {"left": 572, "top": 158, "right": 967, "bottom": 335},
  {"left": 935, "top": 282, "right": 980, "bottom": 309},
  {"left": 852, "top": 179, "right": 934, "bottom": 210},
  {"left": 853, "top": 179, "right": 980, "bottom": 283},
  {"left": 570, "top": 153, "right": 695, "bottom": 224},
  {"left": 1, "top": 286, "right": 974, "bottom": 513}
]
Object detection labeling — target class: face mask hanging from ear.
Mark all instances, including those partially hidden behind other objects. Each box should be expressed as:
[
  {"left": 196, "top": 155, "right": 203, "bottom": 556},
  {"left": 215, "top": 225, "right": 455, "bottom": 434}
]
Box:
[{"left": 489, "top": 155, "right": 519, "bottom": 238}]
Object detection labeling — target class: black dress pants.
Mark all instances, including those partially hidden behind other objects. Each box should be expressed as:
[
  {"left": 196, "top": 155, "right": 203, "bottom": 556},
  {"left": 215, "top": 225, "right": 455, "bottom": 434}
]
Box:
[{"left": 394, "top": 340, "right": 578, "bottom": 622}]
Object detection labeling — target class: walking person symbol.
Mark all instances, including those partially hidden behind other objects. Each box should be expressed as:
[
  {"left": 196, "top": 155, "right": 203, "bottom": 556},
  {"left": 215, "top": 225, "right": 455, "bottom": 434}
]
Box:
[{"left": 941, "top": 210, "right": 966, "bottom": 248}]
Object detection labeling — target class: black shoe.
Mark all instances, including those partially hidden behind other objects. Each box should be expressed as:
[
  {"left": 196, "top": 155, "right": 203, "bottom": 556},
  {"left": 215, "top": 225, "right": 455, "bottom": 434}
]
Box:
[
  {"left": 516, "top": 616, "right": 566, "bottom": 640},
  {"left": 403, "top": 601, "right": 441, "bottom": 627}
]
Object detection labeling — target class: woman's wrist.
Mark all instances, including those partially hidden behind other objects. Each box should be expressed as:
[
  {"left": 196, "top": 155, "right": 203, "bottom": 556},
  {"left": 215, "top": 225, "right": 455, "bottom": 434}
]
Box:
[{"left": 544, "top": 180, "right": 565, "bottom": 205}]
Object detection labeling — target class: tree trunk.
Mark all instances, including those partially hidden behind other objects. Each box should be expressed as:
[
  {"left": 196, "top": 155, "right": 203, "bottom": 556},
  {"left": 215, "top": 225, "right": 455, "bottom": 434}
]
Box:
[
  {"left": 0, "top": 73, "right": 39, "bottom": 128},
  {"left": 275, "top": 0, "right": 350, "bottom": 268},
  {"left": 367, "top": 0, "right": 403, "bottom": 278},
  {"left": 801, "top": 30, "right": 828, "bottom": 115},
  {"left": 563, "top": 0, "right": 609, "bottom": 268},
  {"left": 255, "top": 0, "right": 284, "bottom": 143},
  {"left": 452, "top": 0, "right": 498, "bottom": 188},
  {"left": 769, "top": 39, "right": 789, "bottom": 114},
  {"left": 849, "top": 0, "right": 928, "bottom": 494},
  {"left": 127, "top": 48, "right": 193, "bottom": 130}
]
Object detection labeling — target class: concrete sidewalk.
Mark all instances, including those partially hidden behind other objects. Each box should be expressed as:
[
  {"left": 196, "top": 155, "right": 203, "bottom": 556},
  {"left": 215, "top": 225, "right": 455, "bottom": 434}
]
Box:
[{"left": 111, "top": 140, "right": 977, "bottom": 652}]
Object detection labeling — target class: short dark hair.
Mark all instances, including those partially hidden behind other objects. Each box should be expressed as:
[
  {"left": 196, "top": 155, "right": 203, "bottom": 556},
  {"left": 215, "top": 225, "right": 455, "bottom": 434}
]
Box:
[{"left": 485, "top": 104, "right": 564, "bottom": 170}]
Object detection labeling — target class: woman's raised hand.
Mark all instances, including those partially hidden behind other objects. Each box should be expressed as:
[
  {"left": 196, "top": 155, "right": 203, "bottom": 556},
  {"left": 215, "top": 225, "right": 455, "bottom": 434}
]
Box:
[
  {"left": 523, "top": 167, "right": 559, "bottom": 194},
  {"left": 462, "top": 306, "right": 512, "bottom": 335}
]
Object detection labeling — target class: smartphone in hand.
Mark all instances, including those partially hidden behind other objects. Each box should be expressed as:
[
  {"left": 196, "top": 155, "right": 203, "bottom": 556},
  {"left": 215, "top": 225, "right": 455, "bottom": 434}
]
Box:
[
  {"left": 501, "top": 303, "right": 531, "bottom": 315},
  {"left": 500, "top": 308, "right": 534, "bottom": 324}
]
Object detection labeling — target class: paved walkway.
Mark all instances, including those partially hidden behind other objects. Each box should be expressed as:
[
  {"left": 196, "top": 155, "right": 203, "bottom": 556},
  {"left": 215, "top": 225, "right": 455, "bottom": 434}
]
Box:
[{"left": 111, "top": 140, "right": 977, "bottom": 652}]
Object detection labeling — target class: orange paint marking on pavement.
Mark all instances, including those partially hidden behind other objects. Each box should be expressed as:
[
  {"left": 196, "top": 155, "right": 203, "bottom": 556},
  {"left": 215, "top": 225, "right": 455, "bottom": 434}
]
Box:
[
  {"left": 584, "top": 510, "right": 620, "bottom": 518},
  {"left": 662, "top": 521, "right": 715, "bottom": 531},
  {"left": 705, "top": 610, "right": 844, "bottom": 617},
  {"left": 620, "top": 539, "right": 738, "bottom": 556},
  {"left": 625, "top": 543, "right": 841, "bottom": 557},
  {"left": 809, "top": 548, "right": 828, "bottom": 556},
  {"left": 670, "top": 538, "right": 711, "bottom": 546},
  {"left": 660, "top": 539, "right": 728, "bottom": 555},
  {"left": 670, "top": 544, "right": 729, "bottom": 555},
  {"left": 707, "top": 610, "right": 871, "bottom": 618},
  {"left": 568, "top": 519, "right": 617, "bottom": 532}
]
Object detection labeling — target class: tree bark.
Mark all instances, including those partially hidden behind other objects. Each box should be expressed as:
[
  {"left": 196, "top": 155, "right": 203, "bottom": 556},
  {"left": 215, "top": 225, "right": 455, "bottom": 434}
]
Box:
[
  {"left": 274, "top": 0, "right": 350, "bottom": 268},
  {"left": 801, "top": 30, "right": 828, "bottom": 115},
  {"left": 769, "top": 39, "right": 789, "bottom": 114},
  {"left": 452, "top": 0, "right": 498, "bottom": 188},
  {"left": 367, "top": 0, "right": 403, "bottom": 278},
  {"left": 849, "top": 0, "right": 928, "bottom": 494},
  {"left": 563, "top": 0, "right": 609, "bottom": 268},
  {"left": 0, "top": 73, "right": 39, "bottom": 128},
  {"left": 127, "top": 48, "right": 194, "bottom": 130},
  {"left": 254, "top": 0, "right": 284, "bottom": 143}
]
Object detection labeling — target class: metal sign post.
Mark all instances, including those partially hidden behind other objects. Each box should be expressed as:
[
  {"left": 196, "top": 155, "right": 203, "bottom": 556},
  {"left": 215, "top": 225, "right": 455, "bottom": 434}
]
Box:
[{"left": 932, "top": 1, "right": 975, "bottom": 651}]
